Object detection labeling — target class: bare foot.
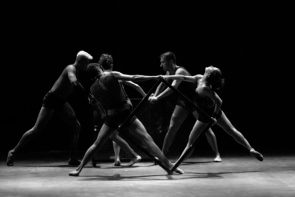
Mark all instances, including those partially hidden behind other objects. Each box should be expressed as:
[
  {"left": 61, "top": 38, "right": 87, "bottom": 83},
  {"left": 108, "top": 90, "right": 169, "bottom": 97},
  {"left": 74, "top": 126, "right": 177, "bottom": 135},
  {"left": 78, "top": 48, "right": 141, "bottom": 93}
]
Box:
[
  {"left": 6, "top": 150, "right": 15, "bottom": 166},
  {"left": 213, "top": 155, "right": 222, "bottom": 162},
  {"left": 250, "top": 148, "right": 264, "bottom": 161},
  {"left": 114, "top": 160, "right": 121, "bottom": 167},
  {"left": 127, "top": 155, "right": 142, "bottom": 167},
  {"left": 69, "top": 170, "right": 80, "bottom": 176},
  {"left": 174, "top": 167, "right": 184, "bottom": 174}
]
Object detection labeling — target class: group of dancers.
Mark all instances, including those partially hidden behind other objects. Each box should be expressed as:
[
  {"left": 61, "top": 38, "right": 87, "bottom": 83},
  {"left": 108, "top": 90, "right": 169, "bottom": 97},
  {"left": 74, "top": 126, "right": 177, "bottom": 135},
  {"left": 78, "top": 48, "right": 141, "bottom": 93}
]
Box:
[{"left": 6, "top": 50, "right": 263, "bottom": 176}]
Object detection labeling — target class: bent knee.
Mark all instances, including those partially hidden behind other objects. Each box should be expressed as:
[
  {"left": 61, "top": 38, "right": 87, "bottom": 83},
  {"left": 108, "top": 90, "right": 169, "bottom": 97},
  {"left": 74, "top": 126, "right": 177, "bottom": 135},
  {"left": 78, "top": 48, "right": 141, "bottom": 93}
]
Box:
[{"left": 28, "top": 126, "right": 41, "bottom": 135}]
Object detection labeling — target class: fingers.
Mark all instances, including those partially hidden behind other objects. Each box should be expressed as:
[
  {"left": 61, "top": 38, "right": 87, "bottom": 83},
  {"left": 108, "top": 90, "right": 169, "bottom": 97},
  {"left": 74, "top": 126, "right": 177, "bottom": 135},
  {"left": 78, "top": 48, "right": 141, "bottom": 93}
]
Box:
[{"left": 148, "top": 96, "right": 158, "bottom": 103}]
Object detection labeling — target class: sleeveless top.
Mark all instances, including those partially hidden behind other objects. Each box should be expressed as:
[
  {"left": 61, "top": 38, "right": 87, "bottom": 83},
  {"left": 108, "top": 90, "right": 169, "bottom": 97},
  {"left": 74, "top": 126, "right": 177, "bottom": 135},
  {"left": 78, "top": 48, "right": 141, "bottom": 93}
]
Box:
[
  {"left": 195, "top": 84, "right": 216, "bottom": 117},
  {"left": 176, "top": 66, "right": 198, "bottom": 102},
  {"left": 90, "top": 72, "right": 131, "bottom": 110}
]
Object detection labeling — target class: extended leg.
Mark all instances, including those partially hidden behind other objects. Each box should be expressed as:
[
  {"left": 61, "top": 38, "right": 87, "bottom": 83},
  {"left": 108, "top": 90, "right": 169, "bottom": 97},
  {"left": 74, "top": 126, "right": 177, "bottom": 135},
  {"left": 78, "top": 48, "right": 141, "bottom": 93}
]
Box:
[
  {"left": 111, "top": 133, "right": 142, "bottom": 167},
  {"left": 7, "top": 107, "right": 54, "bottom": 166},
  {"left": 217, "top": 111, "right": 263, "bottom": 161},
  {"left": 59, "top": 103, "right": 81, "bottom": 166},
  {"left": 205, "top": 129, "right": 222, "bottom": 162},
  {"left": 171, "top": 120, "right": 212, "bottom": 171},
  {"left": 162, "top": 105, "right": 188, "bottom": 156},
  {"left": 114, "top": 79, "right": 181, "bottom": 174},
  {"left": 127, "top": 119, "right": 183, "bottom": 174},
  {"left": 69, "top": 124, "right": 114, "bottom": 176},
  {"left": 112, "top": 141, "right": 121, "bottom": 166}
]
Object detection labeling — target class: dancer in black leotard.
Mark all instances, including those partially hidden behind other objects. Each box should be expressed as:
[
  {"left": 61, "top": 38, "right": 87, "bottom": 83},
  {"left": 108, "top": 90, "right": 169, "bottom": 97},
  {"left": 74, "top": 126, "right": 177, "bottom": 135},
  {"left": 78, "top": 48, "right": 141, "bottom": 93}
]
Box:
[{"left": 7, "top": 51, "right": 93, "bottom": 166}]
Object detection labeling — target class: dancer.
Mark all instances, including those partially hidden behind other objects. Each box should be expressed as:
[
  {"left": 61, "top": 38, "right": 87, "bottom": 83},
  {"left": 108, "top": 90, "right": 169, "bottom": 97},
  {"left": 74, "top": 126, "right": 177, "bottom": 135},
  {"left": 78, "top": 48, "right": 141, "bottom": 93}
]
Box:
[
  {"left": 160, "top": 65, "right": 264, "bottom": 170},
  {"left": 6, "top": 50, "right": 93, "bottom": 166},
  {"left": 149, "top": 51, "right": 221, "bottom": 161},
  {"left": 69, "top": 63, "right": 183, "bottom": 176},
  {"left": 92, "top": 54, "right": 142, "bottom": 167}
]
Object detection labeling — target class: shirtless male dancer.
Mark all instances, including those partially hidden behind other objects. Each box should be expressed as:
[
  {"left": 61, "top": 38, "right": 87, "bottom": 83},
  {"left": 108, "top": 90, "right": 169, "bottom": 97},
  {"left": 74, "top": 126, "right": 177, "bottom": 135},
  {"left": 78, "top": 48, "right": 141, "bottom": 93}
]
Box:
[{"left": 7, "top": 50, "right": 93, "bottom": 166}]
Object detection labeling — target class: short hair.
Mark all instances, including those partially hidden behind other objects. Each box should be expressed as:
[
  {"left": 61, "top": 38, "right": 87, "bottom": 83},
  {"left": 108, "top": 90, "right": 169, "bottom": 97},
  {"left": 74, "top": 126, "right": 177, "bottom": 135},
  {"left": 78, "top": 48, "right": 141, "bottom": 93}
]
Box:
[
  {"left": 205, "top": 66, "right": 225, "bottom": 91},
  {"left": 76, "top": 50, "right": 93, "bottom": 64},
  {"left": 86, "top": 63, "right": 102, "bottom": 83},
  {"left": 98, "top": 53, "right": 113, "bottom": 70},
  {"left": 160, "top": 51, "right": 176, "bottom": 63}
]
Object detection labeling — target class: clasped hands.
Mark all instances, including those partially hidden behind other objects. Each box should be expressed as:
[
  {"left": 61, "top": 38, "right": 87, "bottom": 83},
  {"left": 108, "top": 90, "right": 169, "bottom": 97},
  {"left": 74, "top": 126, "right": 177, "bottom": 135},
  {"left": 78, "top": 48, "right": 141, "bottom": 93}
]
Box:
[
  {"left": 148, "top": 75, "right": 168, "bottom": 103},
  {"left": 148, "top": 94, "right": 158, "bottom": 103}
]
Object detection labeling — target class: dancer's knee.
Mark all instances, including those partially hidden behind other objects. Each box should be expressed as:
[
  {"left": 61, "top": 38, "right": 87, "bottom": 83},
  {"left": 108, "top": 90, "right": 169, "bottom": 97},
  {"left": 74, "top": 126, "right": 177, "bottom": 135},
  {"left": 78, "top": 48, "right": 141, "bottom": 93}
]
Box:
[
  {"left": 29, "top": 126, "right": 41, "bottom": 135},
  {"left": 167, "top": 121, "right": 181, "bottom": 136},
  {"left": 228, "top": 128, "right": 244, "bottom": 141},
  {"left": 91, "top": 143, "right": 99, "bottom": 151}
]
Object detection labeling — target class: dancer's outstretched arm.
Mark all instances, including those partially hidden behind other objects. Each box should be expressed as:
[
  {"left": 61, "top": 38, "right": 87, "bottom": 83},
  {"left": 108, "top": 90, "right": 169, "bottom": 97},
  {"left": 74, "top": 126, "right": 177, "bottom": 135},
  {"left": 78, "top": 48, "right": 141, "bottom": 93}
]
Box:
[
  {"left": 112, "top": 71, "right": 160, "bottom": 81},
  {"left": 162, "top": 74, "right": 202, "bottom": 83}
]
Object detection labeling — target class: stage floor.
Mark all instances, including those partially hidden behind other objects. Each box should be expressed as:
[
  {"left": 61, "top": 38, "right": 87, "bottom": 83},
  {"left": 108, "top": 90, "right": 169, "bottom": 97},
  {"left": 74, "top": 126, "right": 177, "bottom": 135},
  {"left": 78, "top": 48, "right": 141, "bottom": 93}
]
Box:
[{"left": 0, "top": 155, "right": 294, "bottom": 197}]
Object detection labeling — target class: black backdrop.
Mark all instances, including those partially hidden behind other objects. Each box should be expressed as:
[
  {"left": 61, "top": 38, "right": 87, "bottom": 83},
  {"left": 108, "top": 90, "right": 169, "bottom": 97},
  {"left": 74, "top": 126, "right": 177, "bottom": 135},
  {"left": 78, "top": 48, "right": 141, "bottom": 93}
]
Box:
[{"left": 1, "top": 1, "right": 294, "bottom": 158}]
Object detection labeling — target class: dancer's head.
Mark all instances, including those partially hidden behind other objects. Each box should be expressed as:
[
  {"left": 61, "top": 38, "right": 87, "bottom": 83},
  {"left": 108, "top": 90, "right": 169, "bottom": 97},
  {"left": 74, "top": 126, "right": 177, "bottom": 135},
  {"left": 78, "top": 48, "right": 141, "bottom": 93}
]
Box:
[
  {"left": 76, "top": 50, "right": 93, "bottom": 64},
  {"left": 98, "top": 53, "right": 113, "bottom": 71},
  {"left": 160, "top": 51, "right": 176, "bottom": 72},
  {"left": 204, "top": 66, "right": 224, "bottom": 91},
  {"left": 86, "top": 63, "right": 103, "bottom": 84},
  {"left": 75, "top": 50, "right": 93, "bottom": 71}
]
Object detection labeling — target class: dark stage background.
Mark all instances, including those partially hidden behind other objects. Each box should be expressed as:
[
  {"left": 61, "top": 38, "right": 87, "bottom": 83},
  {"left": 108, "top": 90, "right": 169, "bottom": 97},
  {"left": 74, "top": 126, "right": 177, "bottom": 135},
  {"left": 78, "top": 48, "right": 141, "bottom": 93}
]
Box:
[{"left": 1, "top": 1, "right": 293, "bottom": 158}]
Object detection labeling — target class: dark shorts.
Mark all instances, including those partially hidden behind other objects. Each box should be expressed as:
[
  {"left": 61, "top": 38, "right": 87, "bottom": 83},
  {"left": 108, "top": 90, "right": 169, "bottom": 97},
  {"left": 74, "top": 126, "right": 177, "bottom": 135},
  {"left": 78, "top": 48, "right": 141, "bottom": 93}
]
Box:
[
  {"left": 104, "top": 105, "right": 137, "bottom": 129},
  {"left": 198, "top": 109, "right": 222, "bottom": 123},
  {"left": 42, "top": 91, "right": 66, "bottom": 109}
]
